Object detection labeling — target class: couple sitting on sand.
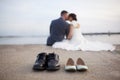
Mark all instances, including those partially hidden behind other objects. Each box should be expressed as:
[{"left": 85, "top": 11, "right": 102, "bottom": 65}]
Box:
[{"left": 47, "top": 10, "right": 115, "bottom": 51}]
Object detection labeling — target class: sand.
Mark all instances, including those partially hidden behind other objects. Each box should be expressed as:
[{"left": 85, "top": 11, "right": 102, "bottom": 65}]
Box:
[{"left": 0, "top": 45, "right": 120, "bottom": 80}]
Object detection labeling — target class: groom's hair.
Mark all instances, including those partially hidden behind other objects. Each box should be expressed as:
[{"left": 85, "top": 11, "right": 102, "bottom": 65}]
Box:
[{"left": 61, "top": 10, "right": 68, "bottom": 16}]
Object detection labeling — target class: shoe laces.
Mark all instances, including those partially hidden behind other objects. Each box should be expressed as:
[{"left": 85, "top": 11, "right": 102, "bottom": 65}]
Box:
[
  {"left": 47, "top": 53, "right": 56, "bottom": 60},
  {"left": 36, "top": 54, "right": 45, "bottom": 63}
]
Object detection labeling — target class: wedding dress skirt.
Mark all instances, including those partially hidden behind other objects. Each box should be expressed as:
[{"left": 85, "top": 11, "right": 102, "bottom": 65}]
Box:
[
  {"left": 53, "top": 29, "right": 115, "bottom": 51},
  {"left": 52, "top": 21, "right": 115, "bottom": 51}
]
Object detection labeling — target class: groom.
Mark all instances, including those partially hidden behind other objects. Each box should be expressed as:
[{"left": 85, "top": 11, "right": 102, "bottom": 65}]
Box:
[{"left": 47, "top": 10, "right": 73, "bottom": 46}]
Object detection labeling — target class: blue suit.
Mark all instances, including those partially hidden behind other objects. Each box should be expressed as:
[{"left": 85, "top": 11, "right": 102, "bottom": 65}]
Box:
[{"left": 47, "top": 17, "right": 70, "bottom": 46}]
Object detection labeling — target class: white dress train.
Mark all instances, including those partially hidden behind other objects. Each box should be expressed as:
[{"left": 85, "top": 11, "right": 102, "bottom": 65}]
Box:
[{"left": 52, "top": 21, "right": 115, "bottom": 51}]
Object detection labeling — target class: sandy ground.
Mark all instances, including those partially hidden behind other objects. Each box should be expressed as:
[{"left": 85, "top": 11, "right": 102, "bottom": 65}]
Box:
[{"left": 0, "top": 45, "right": 120, "bottom": 80}]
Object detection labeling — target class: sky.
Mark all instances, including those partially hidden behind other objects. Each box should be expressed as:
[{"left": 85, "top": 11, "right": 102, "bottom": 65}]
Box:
[{"left": 0, "top": 0, "right": 120, "bottom": 36}]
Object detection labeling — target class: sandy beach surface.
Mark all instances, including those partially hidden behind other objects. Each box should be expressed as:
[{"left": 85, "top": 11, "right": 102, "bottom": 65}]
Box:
[{"left": 0, "top": 45, "right": 120, "bottom": 80}]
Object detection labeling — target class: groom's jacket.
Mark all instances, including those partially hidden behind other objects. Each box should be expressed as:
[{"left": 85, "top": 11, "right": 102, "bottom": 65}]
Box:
[{"left": 47, "top": 17, "right": 70, "bottom": 46}]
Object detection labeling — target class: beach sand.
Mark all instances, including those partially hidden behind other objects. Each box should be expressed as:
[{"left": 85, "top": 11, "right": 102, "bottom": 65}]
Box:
[{"left": 0, "top": 45, "right": 120, "bottom": 80}]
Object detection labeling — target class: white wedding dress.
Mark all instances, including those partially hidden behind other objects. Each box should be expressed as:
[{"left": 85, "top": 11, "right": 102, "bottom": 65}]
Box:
[{"left": 52, "top": 21, "right": 115, "bottom": 51}]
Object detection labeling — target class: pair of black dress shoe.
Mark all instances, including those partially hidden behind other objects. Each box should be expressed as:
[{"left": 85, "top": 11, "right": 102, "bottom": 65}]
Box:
[{"left": 33, "top": 52, "right": 60, "bottom": 71}]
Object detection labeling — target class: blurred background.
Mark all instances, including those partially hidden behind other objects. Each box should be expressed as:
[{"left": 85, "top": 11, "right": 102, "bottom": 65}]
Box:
[{"left": 0, "top": 0, "right": 120, "bottom": 44}]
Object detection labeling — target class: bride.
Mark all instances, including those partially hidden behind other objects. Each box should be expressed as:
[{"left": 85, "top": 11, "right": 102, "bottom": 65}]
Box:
[{"left": 52, "top": 13, "right": 115, "bottom": 51}]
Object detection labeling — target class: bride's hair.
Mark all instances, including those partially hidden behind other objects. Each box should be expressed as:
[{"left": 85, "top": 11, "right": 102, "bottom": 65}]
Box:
[{"left": 68, "top": 13, "right": 77, "bottom": 21}]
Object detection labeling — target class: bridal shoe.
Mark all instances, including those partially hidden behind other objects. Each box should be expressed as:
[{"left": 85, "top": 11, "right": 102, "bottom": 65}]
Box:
[
  {"left": 76, "top": 58, "right": 88, "bottom": 71},
  {"left": 65, "top": 58, "right": 76, "bottom": 72}
]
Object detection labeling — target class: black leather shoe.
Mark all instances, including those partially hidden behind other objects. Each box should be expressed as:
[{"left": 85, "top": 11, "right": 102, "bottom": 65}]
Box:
[
  {"left": 33, "top": 52, "right": 47, "bottom": 71},
  {"left": 46, "top": 53, "right": 60, "bottom": 71}
]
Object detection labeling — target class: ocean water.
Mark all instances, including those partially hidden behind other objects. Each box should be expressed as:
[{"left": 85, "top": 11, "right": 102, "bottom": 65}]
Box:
[{"left": 0, "top": 35, "right": 120, "bottom": 45}]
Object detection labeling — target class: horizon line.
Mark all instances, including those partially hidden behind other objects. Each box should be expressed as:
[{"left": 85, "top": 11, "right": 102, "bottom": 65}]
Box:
[{"left": 0, "top": 32, "right": 120, "bottom": 38}]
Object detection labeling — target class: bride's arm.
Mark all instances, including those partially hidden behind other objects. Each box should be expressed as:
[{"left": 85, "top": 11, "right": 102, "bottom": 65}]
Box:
[{"left": 67, "top": 25, "right": 73, "bottom": 40}]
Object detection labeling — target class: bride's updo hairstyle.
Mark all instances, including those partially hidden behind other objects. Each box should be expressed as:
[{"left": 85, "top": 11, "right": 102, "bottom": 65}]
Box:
[{"left": 68, "top": 13, "right": 77, "bottom": 21}]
